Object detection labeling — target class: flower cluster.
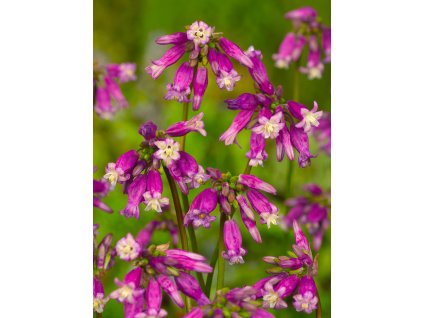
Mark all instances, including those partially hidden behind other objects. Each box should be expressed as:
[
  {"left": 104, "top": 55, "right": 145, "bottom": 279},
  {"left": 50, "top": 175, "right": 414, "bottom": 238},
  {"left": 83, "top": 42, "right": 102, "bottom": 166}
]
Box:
[
  {"left": 185, "top": 286, "right": 274, "bottom": 318},
  {"left": 107, "top": 225, "right": 212, "bottom": 317},
  {"left": 220, "top": 47, "right": 323, "bottom": 168},
  {"left": 282, "top": 184, "right": 331, "bottom": 250},
  {"left": 273, "top": 6, "right": 331, "bottom": 79},
  {"left": 93, "top": 61, "right": 137, "bottom": 119},
  {"left": 185, "top": 170, "right": 279, "bottom": 265},
  {"left": 253, "top": 221, "right": 320, "bottom": 314},
  {"left": 146, "top": 21, "right": 253, "bottom": 110},
  {"left": 102, "top": 116, "right": 208, "bottom": 219}
]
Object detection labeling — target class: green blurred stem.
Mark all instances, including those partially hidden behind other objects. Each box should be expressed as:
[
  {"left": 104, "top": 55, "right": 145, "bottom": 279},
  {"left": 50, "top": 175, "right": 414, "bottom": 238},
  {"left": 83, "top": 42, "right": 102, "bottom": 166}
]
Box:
[
  {"left": 243, "top": 159, "right": 252, "bottom": 175},
  {"left": 95, "top": 313, "right": 102, "bottom": 318},
  {"left": 285, "top": 160, "right": 294, "bottom": 197},
  {"left": 316, "top": 288, "right": 322, "bottom": 318},
  {"left": 181, "top": 102, "right": 189, "bottom": 151},
  {"left": 163, "top": 167, "right": 189, "bottom": 251},
  {"left": 216, "top": 214, "right": 227, "bottom": 291},
  {"left": 181, "top": 194, "right": 206, "bottom": 290},
  {"left": 205, "top": 239, "right": 220, "bottom": 297}
]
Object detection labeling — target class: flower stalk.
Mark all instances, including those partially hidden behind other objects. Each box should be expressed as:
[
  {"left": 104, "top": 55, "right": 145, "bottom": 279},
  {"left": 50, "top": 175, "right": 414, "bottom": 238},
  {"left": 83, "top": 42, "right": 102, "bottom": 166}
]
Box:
[
  {"left": 164, "top": 166, "right": 189, "bottom": 251},
  {"left": 205, "top": 239, "right": 220, "bottom": 297},
  {"left": 217, "top": 213, "right": 227, "bottom": 290}
]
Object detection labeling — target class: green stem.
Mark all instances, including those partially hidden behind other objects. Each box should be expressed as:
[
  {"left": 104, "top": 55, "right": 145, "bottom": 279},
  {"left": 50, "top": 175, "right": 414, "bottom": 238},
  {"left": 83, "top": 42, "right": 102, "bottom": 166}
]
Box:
[
  {"left": 180, "top": 102, "right": 189, "bottom": 151},
  {"left": 95, "top": 313, "right": 102, "bottom": 318},
  {"left": 216, "top": 214, "right": 227, "bottom": 291},
  {"left": 205, "top": 239, "right": 220, "bottom": 297},
  {"left": 316, "top": 288, "right": 322, "bottom": 318},
  {"left": 243, "top": 158, "right": 252, "bottom": 175},
  {"left": 181, "top": 194, "right": 206, "bottom": 290},
  {"left": 163, "top": 167, "right": 189, "bottom": 251}
]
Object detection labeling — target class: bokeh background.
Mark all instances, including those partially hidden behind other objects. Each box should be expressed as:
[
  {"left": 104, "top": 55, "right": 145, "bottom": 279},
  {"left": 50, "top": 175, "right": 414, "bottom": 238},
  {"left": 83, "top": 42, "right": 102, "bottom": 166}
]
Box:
[{"left": 94, "top": 0, "right": 330, "bottom": 317}]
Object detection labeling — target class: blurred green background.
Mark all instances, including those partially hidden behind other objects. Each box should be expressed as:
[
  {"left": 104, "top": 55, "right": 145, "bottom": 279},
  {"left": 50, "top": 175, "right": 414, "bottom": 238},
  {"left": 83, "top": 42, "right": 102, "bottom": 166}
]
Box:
[{"left": 94, "top": 0, "right": 330, "bottom": 317}]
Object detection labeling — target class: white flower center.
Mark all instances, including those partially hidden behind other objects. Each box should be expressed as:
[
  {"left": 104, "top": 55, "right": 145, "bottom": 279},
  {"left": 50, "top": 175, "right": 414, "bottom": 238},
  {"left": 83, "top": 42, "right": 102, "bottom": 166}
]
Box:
[
  {"left": 119, "top": 285, "right": 133, "bottom": 300},
  {"left": 264, "top": 291, "right": 279, "bottom": 308},
  {"left": 93, "top": 295, "right": 106, "bottom": 313},
  {"left": 303, "top": 110, "right": 319, "bottom": 126},
  {"left": 302, "top": 302, "right": 310, "bottom": 309},
  {"left": 104, "top": 170, "right": 119, "bottom": 186},
  {"left": 262, "top": 213, "right": 279, "bottom": 228},
  {"left": 309, "top": 67, "right": 322, "bottom": 79}
]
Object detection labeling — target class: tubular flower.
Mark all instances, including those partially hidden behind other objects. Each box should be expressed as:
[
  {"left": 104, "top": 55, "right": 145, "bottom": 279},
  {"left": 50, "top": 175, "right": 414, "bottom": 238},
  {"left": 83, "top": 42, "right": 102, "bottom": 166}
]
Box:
[
  {"left": 103, "top": 150, "right": 139, "bottom": 188},
  {"left": 143, "top": 169, "right": 169, "bottom": 213},
  {"left": 93, "top": 61, "right": 136, "bottom": 119},
  {"left": 184, "top": 188, "right": 217, "bottom": 228},
  {"left": 222, "top": 219, "right": 247, "bottom": 265}
]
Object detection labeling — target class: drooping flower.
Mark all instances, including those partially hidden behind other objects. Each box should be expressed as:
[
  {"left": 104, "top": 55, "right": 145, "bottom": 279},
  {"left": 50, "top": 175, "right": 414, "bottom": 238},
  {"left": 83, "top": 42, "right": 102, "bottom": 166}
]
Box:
[
  {"left": 246, "top": 189, "right": 279, "bottom": 228},
  {"left": 103, "top": 150, "right": 139, "bottom": 187},
  {"left": 93, "top": 278, "right": 109, "bottom": 313},
  {"left": 219, "top": 110, "right": 255, "bottom": 145},
  {"left": 192, "top": 66, "right": 208, "bottom": 111},
  {"left": 292, "top": 276, "right": 319, "bottom": 313},
  {"left": 110, "top": 268, "right": 144, "bottom": 304},
  {"left": 294, "top": 101, "right": 323, "bottom": 133},
  {"left": 165, "top": 62, "right": 194, "bottom": 102},
  {"left": 290, "top": 126, "right": 315, "bottom": 168},
  {"left": 222, "top": 219, "right": 247, "bottom": 265},
  {"left": 175, "top": 272, "right": 210, "bottom": 306},
  {"left": 184, "top": 188, "right": 217, "bottom": 228},
  {"left": 143, "top": 170, "right": 169, "bottom": 213},
  {"left": 166, "top": 112, "right": 206, "bottom": 137},
  {"left": 300, "top": 35, "right": 324, "bottom": 80},
  {"left": 262, "top": 281, "right": 287, "bottom": 309},
  {"left": 146, "top": 43, "right": 187, "bottom": 80},
  {"left": 120, "top": 174, "right": 147, "bottom": 219},
  {"left": 93, "top": 61, "right": 137, "bottom": 119},
  {"left": 135, "top": 278, "right": 167, "bottom": 318},
  {"left": 272, "top": 33, "right": 306, "bottom": 69}
]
